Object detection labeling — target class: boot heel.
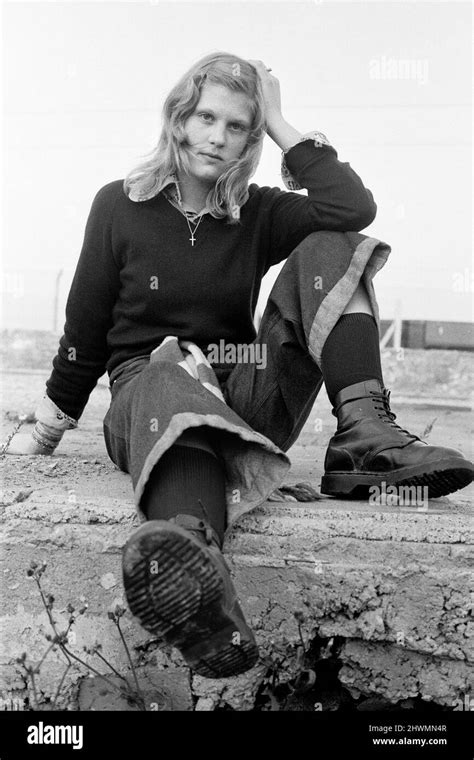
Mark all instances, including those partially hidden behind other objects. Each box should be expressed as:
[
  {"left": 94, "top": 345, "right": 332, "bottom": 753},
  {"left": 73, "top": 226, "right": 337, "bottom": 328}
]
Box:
[
  {"left": 320, "top": 473, "right": 372, "bottom": 497},
  {"left": 182, "top": 616, "right": 259, "bottom": 678}
]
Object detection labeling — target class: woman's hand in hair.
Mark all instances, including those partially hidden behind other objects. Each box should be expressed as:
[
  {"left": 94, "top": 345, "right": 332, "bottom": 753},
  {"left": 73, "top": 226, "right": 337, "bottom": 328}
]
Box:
[
  {"left": 248, "top": 59, "right": 303, "bottom": 151},
  {"left": 247, "top": 60, "right": 283, "bottom": 127}
]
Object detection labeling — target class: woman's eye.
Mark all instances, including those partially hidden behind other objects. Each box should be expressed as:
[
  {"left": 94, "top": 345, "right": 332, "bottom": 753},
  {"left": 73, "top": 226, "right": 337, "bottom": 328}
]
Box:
[{"left": 198, "top": 113, "right": 245, "bottom": 131}]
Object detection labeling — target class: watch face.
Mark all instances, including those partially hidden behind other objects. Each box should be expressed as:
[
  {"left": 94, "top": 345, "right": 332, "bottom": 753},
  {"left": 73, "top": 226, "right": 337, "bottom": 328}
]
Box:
[{"left": 309, "top": 131, "right": 331, "bottom": 147}]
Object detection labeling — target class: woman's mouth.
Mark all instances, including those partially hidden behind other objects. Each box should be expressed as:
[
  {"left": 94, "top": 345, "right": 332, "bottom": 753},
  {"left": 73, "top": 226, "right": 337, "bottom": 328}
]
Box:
[{"left": 200, "top": 153, "right": 222, "bottom": 162}]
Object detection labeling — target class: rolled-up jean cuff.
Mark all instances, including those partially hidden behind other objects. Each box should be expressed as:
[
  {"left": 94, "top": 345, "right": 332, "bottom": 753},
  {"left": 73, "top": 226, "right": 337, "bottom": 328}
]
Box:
[{"left": 309, "top": 234, "right": 390, "bottom": 365}]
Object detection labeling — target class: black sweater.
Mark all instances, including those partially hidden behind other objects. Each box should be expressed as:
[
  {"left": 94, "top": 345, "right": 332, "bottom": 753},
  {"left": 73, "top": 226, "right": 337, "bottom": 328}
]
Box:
[{"left": 45, "top": 140, "right": 376, "bottom": 420}]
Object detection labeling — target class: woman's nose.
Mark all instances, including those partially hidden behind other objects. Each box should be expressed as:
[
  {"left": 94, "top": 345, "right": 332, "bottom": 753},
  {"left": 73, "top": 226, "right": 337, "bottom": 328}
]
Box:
[{"left": 208, "top": 122, "right": 226, "bottom": 145}]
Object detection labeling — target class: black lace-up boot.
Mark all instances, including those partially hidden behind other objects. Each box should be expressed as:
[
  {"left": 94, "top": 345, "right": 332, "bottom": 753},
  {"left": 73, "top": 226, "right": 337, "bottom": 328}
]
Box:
[
  {"left": 320, "top": 379, "right": 473, "bottom": 498},
  {"left": 122, "top": 514, "right": 259, "bottom": 678}
]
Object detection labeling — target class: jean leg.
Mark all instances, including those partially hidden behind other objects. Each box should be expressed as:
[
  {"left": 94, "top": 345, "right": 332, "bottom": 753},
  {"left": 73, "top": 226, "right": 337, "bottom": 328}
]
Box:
[{"left": 223, "top": 230, "right": 390, "bottom": 451}]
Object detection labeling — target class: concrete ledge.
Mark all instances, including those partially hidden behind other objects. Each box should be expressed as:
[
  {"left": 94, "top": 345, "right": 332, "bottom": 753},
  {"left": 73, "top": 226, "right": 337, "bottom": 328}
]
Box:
[{"left": 1, "top": 492, "right": 472, "bottom": 710}]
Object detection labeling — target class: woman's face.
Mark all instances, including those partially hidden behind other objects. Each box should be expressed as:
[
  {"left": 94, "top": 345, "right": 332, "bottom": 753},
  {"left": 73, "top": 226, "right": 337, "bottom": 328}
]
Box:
[{"left": 181, "top": 82, "right": 253, "bottom": 185}]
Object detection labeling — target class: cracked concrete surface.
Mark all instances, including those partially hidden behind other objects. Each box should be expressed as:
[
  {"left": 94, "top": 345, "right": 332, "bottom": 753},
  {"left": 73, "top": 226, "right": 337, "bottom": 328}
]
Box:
[{"left": 0, "top": 367, "right": 473, "bottom": 710}]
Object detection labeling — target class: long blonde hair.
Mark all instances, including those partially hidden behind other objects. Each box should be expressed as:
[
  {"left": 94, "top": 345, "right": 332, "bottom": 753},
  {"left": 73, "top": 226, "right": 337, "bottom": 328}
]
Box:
[{"left": 123, "top": 52, "right": 267, "bottom": 225}]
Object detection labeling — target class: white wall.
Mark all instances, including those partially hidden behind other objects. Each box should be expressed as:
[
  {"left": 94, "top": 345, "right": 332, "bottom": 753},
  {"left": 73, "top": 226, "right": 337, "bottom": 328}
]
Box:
[{"left": 2, "top": 1, "right": 472, "bottom": 330}]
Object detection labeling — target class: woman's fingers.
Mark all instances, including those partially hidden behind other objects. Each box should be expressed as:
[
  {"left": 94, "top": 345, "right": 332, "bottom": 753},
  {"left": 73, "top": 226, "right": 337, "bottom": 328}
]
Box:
[
  {"left": 247, "top": 59, "right": 266, "bottom": 68},
  {"left": 4, "top": 433, "right": 54, "bottom": 456},
  {"left": 248, "top": 59, "right": 273, "bottom": 77},
  {"left": 247, "top": 60, "right": 282, "bottom": 123}
]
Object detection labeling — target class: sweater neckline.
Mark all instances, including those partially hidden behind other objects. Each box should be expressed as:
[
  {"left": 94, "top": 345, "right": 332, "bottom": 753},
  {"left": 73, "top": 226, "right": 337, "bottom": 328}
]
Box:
[
  {"left": 158, "top": 192, "right": 214, "bottom": 248},
  {"left": 163, "top": 179, "right": 213, "bottom": 221},
  {"left": 163, "top": 188, "right": 209, "bottom": 223}
]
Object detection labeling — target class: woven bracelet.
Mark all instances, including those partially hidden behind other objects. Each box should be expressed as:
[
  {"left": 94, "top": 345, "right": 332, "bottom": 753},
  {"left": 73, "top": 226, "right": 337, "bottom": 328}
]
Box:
[{"left": 31, "top": 421, "right": 64, "bottom": 451}]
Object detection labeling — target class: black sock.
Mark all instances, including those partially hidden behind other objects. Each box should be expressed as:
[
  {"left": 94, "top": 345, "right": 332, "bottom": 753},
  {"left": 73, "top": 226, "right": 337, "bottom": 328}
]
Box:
[
  {"left": 139, "top": 431, "right": 227, "bottom": 545},
  {"left": 321, "top": 313, "right": 384, "bottom": 405}
]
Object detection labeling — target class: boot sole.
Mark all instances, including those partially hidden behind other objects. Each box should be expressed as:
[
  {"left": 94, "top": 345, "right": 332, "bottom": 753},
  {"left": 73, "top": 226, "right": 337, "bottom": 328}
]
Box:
[
  {"left": 122, "top": 522, "right": 259, "bottom": 679},
  {"left": 320, "top": 457, "right": 474, "bottom": 499}
]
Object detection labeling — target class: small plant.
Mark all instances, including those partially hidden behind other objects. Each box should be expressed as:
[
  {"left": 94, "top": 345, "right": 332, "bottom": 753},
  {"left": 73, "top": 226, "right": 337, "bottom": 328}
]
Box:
[
  {"left": 0, "top": 415, "right": 28, "bottom": 456},
  {"left": 257, "top": 611, "right": 317, "bottom": 711},
  {"left": 421, "top": 417, "right": 438, "bottom": 439},
  {"left": 291, "top": 610, "right": 317, "bottom": 692},
  {"left": 17, "top": 561, "right": 146, "bottom": 711}
]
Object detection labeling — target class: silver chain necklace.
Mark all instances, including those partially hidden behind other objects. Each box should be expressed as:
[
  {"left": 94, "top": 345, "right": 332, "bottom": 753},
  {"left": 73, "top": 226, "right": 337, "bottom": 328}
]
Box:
[
  {"left": 180, "top": 208, "right": 205, "bottom": 247},
  {"left": 171, "top": 179, "right": 206, "bottom": 247}
]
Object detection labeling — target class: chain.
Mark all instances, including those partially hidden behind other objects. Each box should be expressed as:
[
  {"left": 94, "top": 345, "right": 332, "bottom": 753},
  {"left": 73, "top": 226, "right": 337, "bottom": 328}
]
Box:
[{"left": 166, "top": 178, "right": 206, "bottom": 246}]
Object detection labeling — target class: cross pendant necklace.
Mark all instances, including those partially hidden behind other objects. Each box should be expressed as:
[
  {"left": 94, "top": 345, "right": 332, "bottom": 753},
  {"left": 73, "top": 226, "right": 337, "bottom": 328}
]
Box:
[
  {"left": 170, "top": 178, "right": 205, "bottom": 246},
  {"left": 184, "top": 212, "right": 204, "bottom": 247},
  {"left": 183, "top": 211, "right": 203, "bottom": 247}
]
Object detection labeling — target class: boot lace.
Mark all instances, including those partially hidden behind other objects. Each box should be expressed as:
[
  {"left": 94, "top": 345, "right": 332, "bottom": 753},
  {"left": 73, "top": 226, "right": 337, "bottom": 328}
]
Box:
[
  {"left": 370, "top": 388, "right": 421, "bottom": 441},
  {"left": 197, "top": 499, "right": 221, "bottom": 546}
]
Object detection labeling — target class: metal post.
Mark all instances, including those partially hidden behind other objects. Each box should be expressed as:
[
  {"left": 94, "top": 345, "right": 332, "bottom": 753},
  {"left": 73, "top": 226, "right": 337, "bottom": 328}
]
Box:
[
  {"left": 53, "top": 269, "right": 63, "bottom": 333},
  {"left": 394, "top": 299, "right": 402, "bottom": 350}
]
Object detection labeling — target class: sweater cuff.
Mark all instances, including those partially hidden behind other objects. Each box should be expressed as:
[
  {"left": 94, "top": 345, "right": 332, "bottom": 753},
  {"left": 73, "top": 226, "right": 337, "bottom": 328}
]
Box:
[
  {"left": 281, "top": 131, "right": 332, "bottom": 191},
  {"left": 35, "top": 394, "right": 78, "bottom": 431}
]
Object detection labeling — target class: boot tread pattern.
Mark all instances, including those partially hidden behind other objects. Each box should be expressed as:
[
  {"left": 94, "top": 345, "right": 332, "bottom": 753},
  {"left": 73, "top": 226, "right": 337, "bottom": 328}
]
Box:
[{"left": 123, "top": 526, "right": 259, "bottom": 678}]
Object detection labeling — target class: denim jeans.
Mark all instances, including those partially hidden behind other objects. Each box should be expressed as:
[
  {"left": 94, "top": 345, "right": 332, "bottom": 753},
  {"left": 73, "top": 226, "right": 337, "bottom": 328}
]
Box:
[{"left": 103, "top": 230, "right": 390, "bottom": 530}]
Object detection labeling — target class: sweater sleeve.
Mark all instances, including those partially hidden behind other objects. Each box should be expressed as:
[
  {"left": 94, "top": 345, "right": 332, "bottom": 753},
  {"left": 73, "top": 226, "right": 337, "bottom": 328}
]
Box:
[
  {"left": 44, "top": 183, "right": 122, "bottom": 420},
  {"left": 263, "top": 137, "right": 377, "bottom": 268}
]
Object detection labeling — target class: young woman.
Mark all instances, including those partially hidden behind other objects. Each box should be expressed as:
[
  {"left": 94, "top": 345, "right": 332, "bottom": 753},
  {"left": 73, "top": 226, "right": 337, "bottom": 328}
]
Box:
[{"left": 8, "top": 52, "right": 473, "bottom": 680}]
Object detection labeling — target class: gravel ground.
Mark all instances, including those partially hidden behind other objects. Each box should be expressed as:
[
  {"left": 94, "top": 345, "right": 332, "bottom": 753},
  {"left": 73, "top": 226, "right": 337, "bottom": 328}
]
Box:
[
  {"left": 0, "top": 358, "right": 472, "bottom": 715},
  {"left": 1, "top": 364, "right": 472, "bottom": 508}
]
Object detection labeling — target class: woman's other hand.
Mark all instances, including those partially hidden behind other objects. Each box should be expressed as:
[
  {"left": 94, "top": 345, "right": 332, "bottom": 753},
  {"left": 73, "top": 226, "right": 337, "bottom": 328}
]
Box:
[{"left": 4, "top": 432, "right": 55, "bottom": 456}]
